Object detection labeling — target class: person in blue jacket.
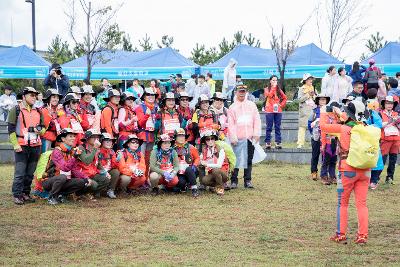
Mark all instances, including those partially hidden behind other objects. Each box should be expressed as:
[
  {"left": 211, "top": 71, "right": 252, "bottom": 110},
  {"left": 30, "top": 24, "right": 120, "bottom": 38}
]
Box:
[{"left": 349, "top": 61, "right": 367, "bottom": 84}]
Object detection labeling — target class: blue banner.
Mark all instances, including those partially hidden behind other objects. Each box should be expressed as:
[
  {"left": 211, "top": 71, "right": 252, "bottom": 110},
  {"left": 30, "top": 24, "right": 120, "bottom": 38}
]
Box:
[
  {"left": 0, "top": 66, "right": 49, "bottom": 79},
  {"left": 63, "top": 66, "right": 199, "bottom": 80},
  {"left": 201, "top": 64, "right": 344, "bottom": 80},
  {"left": 374, "top": 64, "right": 400, "bottom": 77}
]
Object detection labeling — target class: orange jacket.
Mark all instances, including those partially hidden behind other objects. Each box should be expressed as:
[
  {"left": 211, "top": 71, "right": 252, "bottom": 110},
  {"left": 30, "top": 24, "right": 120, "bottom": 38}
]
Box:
[
  {"left": 100, "top": 103, "right": 119, "bottom": 138},
  {"left": 320, "top": 112, "right": 369, "bottom": 172},
  {"left": 118, "top": 149, "right": 146, "bottom": 177},
  {"left": 264, "top": 86, "right": 287, "bottom": 113},
  {"left": 41, "top": 105, "right": 62, "bottom": 142},
  {"left": 175, "top": 143, "right": 200, "bottom": 167},
  {"left": 380, "top": 110, "right": 400, "bottom": 141}
]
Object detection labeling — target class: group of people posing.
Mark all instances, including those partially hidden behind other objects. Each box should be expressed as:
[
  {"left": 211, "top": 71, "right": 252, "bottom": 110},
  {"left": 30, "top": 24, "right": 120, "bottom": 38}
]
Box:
[{"left": 7, "top": 75, "right": 261, "bottom": 206}]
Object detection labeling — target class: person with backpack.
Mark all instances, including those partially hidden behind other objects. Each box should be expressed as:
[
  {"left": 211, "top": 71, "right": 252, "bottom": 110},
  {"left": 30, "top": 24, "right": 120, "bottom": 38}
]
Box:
[
  {"left": 297, "top": 73, "right": 317, "bottom": 149},
  {"left": 8, "top": 87, "right": 45, "bottom": 205},
  {"left": 198, "top": 130, "right": 230, "bottom": 196},
  {"left": 117, "top": 92, "right": 138, "bottom": 149},
  {"left": 378, "top": 96, "right": 400, "bottom": 185},
  {"left": 117, "top": 134, "right": 147, "bottom": 195},
  {"left": 100, "top": 89, "right": 121, "bottom": 140},
  {"left": 41, "top": 88, "right": 63, "bottom": 152},
  {"left": 320, "top": 100, "right": 376, "bottom": 244},
  {"left": 364, "top": 59, "right": 382, "bottom": 91},
  {"left": 97, "top": 133, "right": 121, "bottom": 199},
  {"left": 149, "top": 134, "right": 180, "bottom": 195},
  {"left": 58, "top": 93, "right": 88, "bottom": 146},
  {"left": 136, "top": 88, "right": 159, "bottom": 178},
  {"left": 76, "top": 129, "right": 110, "bottom": 199},
  {"left": 227, "top": 85, "right": 261, "bottom": 189},
  {"left": 80, "top": 85, "right": 100, "bottom": 131},
  {"left": 155, "top": 92, "right": 182, "bottom": 137},
  {"left": 177, "top": 92, "right": 195, "bottom": 145},
  {"left": 174, "top": 128, "right": 200, "bottom": 197},
  {"left": 264, "top": 75, "right": 287, "bottom": 149},
  {"left": 192, "top": 94, "right": 219, "bottom": 146},
  {"left": 209, "top": 92, "right": 230, "bottom": 143},
  {"left": 40, "top": 128, "right": 92, "bottom": 205}
]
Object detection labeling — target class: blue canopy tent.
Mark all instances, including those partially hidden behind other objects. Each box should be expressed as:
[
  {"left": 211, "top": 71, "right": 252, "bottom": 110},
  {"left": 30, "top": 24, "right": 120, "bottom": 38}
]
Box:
[
  {"left": 62, "top": 48, "right": 199, "bottom": 80},
  {"left": 201, "top": 43, "right": 343, "bottom": 79},
  {"left": 0, "top": 45, "right": 50, "bottom": 79},
  {"left": 361, "top": 42, "right": 400, "bottom": 77}
]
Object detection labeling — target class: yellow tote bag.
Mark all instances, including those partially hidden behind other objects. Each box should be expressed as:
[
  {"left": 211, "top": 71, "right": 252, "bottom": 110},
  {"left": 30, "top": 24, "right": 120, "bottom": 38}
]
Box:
[{"left": 346, "top": 124, "right": 381, "bottom": 169}]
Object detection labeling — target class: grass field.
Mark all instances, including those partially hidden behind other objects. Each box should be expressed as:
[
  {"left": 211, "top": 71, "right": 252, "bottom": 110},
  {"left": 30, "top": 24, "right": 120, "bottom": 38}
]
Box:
[{"left": 0, "top": 163, "right": 399, "bottom": 266}]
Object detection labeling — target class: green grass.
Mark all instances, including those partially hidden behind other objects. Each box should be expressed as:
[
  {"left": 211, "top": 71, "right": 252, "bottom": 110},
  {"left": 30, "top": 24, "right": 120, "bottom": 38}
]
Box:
[{"left": 0, "top": 163, "right": 399, "bottom": 266}]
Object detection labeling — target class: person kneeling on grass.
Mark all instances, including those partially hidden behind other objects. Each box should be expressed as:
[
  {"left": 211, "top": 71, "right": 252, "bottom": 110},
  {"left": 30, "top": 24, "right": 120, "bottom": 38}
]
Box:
[
  {"left": 149, "top": 134, "right": 179, "bottom": 195},
  {"left": 97, "top": 133, "right": 121, "bottom": 199},
  {"left": 76, "top": 129, "right": 110, "bottom": 199},
  {"left": 117, "top": 134, "right": 147, "bottom": 195},
  {"left": 41, "top": 128, "right": 92, "bottom": 205},
  {"left": 198, "top": 130, "right": 230, "bottom": 196},
  {"left": 174, "top": 128, "right": 200, "bottom": 197}
]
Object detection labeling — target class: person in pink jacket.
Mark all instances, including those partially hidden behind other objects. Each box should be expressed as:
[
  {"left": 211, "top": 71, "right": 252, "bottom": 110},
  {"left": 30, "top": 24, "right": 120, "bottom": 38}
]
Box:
[{"left": 227, "top": 84, "right": 262, "bottom": 189}]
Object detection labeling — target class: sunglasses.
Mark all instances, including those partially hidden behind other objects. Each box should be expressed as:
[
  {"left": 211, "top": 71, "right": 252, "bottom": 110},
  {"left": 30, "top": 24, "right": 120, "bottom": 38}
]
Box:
[
  {"left": 71, "top": 100, "right": 79, "bottom": 104},
  {"left": 180, "top": 98, "right": 189, "bottom": 102},
  {"left": 130, "top": 140, "right": 139, "bottom": 144}
]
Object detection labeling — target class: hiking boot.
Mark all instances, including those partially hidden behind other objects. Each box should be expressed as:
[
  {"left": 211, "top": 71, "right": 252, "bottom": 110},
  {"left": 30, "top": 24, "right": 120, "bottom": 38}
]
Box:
[
  {"left": 386, "top": 177, "right": 394, "bottom": 185},
  {"left": 215, "top": 186, "right": 224, "bottom": 196},
  {"left": 244, "top": 181, "right": 254, "bottom": 189},
  {"left": 354, "top": 234, "right": 368, "bottom": 244},
  {"left": 265, "top": 143, "right": 272, "bottom": 150},
  {"left": 230, "top": 182, "right": 238, "bottom": 189},
  {"left": 275, "top": 143, "right": 282, "bottom": 149},
  {"left": 321, "top": 176, "right": 331, "bottom": 185},
  {"left": 191, "top": 188, "right": 199, "bottom": 198},
  {"left": 107, "top": 189, "right": 117, "bottom": 199},
  {"left": 370, "top": 183, "right": 378, "bottom": 190},
  {"left": 330, "top": 233, "right": 347, "bottom": 244},
  {"left": 223, "top": 182, "right": 231, "bottom": 190},
  {"left": 57, "top": 195, "right": 67, "bottom": 203},
  {"left": 13, "top": 196, "right": 24, "bottom": 205},
  {"left": 311, "top": 172, "right": 318, "bottom": 181},
  {"left": 198, "top": 184, "right": 206, "bottom": 191},
  {"left": 22, "top": 194, "right": 36, "bottom": 203},
  {"left": 151, "top": 187, "right": 159, "bottom": 196},
  {"left": 329, "top": 177, "right": 337, "bottom": 184},
  {"left": 47, "top": 196, "right": 60, "bottom": 205}
]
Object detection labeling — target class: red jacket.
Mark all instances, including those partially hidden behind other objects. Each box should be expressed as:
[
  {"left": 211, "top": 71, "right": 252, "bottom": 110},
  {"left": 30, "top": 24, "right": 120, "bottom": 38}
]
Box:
[
  {"left": 98, "top": 147, "right": 119, "bottom": 171},
  {"left": 41, "top": 105, "right": 62, "bottom": 142},
  {"left": 264, "top": 86, "right": 287, "bottom": 113},
  {"left": 135, "top": 102, "right": 158, "bottom": 143},
  {"left": 58, "top": 108, "right": 87, "bottom": 146},
  {"left": 380, "top": 110, "right": 400, "bottom": 141}
]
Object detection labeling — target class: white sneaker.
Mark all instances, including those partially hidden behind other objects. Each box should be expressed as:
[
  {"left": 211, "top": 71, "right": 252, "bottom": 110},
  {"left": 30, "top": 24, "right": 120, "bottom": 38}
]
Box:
[{"left": 107, "top": 189, "right": 117, "bottom": 199}]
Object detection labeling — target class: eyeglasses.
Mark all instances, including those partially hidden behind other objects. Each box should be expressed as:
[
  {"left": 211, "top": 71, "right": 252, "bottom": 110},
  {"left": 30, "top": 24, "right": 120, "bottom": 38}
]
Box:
[
  {"left": 205, "top": 137, "right": 214, "bottom": 141},
  {"left": 71, "top": 100, "right": 79, "bottom": 104}
]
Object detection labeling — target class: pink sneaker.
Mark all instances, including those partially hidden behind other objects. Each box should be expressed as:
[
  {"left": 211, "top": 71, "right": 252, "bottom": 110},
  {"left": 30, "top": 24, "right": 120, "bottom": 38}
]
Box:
[{"left": 370, "top": 183, "right": 378, "bottom": 190}]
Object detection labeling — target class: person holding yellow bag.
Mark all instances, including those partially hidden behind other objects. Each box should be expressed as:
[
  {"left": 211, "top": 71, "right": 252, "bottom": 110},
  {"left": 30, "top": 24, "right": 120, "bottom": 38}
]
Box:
[{"left": 320, "top": 100, "right": 373, "bottom": 245}]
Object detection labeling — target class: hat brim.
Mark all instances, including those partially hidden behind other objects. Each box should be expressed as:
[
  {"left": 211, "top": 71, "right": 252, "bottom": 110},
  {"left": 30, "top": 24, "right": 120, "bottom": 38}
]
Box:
[
  {"left": 314, "top": 96, "right": 330, "bottom": 105},
  {"left": 141, "top": 93, "right": 159, "bottom": 101},
  {"left": 123, "top": 137, "right": 143, "bottom": 148},
  {"left": 157, "top": 138, "right": 175, "bottom": 148},
  {"left": 200, "top": 134, "right": 218, "bottom": 144},
  {"left": 381, "top": 99, "right": 398, "bottom": 109},
  {"left": 56, "top": 132, "right": 77, "bottom": 142}
]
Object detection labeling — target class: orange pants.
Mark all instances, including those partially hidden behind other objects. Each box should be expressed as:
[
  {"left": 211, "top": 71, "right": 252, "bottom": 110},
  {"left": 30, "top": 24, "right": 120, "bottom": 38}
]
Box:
[{"left": 336, "top": 170, "right": 370, "bottom": 236}]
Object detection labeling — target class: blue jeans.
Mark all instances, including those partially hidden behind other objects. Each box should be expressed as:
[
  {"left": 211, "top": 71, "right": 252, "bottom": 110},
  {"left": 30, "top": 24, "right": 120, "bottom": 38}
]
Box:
[{"left": 264, "top": 113, "right": 282, "bottom": 144}]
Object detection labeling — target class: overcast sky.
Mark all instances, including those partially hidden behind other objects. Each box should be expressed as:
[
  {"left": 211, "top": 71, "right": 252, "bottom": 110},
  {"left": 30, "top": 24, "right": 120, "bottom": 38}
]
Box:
[{"left": 0, "top": 0, "right": 398, "bottom": 63}]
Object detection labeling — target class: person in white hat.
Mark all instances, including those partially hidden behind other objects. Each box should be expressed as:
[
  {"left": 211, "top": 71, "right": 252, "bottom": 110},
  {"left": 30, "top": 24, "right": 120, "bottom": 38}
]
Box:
[
  {"left": 191, "top": 94, "right": 219, "bottom": 146},
  {"left": 297, "top": 73, "right": 317, "bottom": 148},
  {"left": 209, "top": 92, "right": 229, "bottom": 142}
]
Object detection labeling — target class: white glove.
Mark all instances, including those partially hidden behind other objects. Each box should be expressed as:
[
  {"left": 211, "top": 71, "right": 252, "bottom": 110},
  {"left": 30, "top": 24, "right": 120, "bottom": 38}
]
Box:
[{"left": 134, "top": 169, "right": 144, "bottom": 176}]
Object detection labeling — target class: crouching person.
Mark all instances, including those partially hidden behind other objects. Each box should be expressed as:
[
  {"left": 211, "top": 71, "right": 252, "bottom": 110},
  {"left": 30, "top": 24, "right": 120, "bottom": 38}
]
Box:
[
  {"left": 41, "top": 128, "right": 91, "bottom": 205},
  {"left": 97, "top": 133, "right": 121, "bottom": 199},
  {"left": 77, "top": 129, "right": 110, "bottom": 198},
  {"left": 149, "top": 134, "right": 179, "bottom": 194},
  {"left": 118, "top": 134, "right": 147, "bottom": 194},
  {"left": 174, "top": 128, "right": 200, "bottom": 197},
  {"left": 199, "top": 130, "right": 230, "bottom": 196}
]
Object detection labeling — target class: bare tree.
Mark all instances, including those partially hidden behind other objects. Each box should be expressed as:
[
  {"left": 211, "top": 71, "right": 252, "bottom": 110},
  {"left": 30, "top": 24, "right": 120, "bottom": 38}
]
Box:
[
  {"left": 316, "top": 0, "right": 369, "bottom": 58},
  {"left": 65, "top": 0, "right": 123, "bottom": 81},
  {"left": 268, "top": 14, "right": 312, "bottom": 89}
]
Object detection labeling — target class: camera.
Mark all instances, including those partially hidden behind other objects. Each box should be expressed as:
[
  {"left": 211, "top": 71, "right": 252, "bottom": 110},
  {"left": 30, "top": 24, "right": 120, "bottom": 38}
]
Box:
[
  {"left": 326, "top": 106, "right": 333, "bottom": 112},
  {"left": 28, "top": 125, "right": 43, "bottom": 132},
  {"left": 55, "top": 69, "right": 62, "bottom": 75}
]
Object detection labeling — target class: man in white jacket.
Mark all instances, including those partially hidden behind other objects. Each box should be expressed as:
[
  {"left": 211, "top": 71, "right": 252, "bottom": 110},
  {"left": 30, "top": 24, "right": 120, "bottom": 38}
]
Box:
[
  {"left": 0, "top": 86, "right": 17, "bottom": 121},
  {"left": 223, "top": 58, "right": 237, "bottom": 101},
  {"left": 321, "top": 66, "right": 338, "bottom": 102}
]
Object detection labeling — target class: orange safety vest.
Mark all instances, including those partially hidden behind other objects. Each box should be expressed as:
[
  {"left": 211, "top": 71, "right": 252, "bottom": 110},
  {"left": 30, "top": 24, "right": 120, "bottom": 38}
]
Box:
[
  {"left": 15, "top": 104, "right": 42, "bottom": 147},
  {"left": 101, "top": 104, "right": 119, "bottom": 135},
  {"left": 380, "top": 110, "right": 400, "bottom": 141},
  {"left": 161, "top": 110, "right": 181, "bottom": 136},
  {"left": 201, "top": 145, "right": 229, "bottom": 173}
]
